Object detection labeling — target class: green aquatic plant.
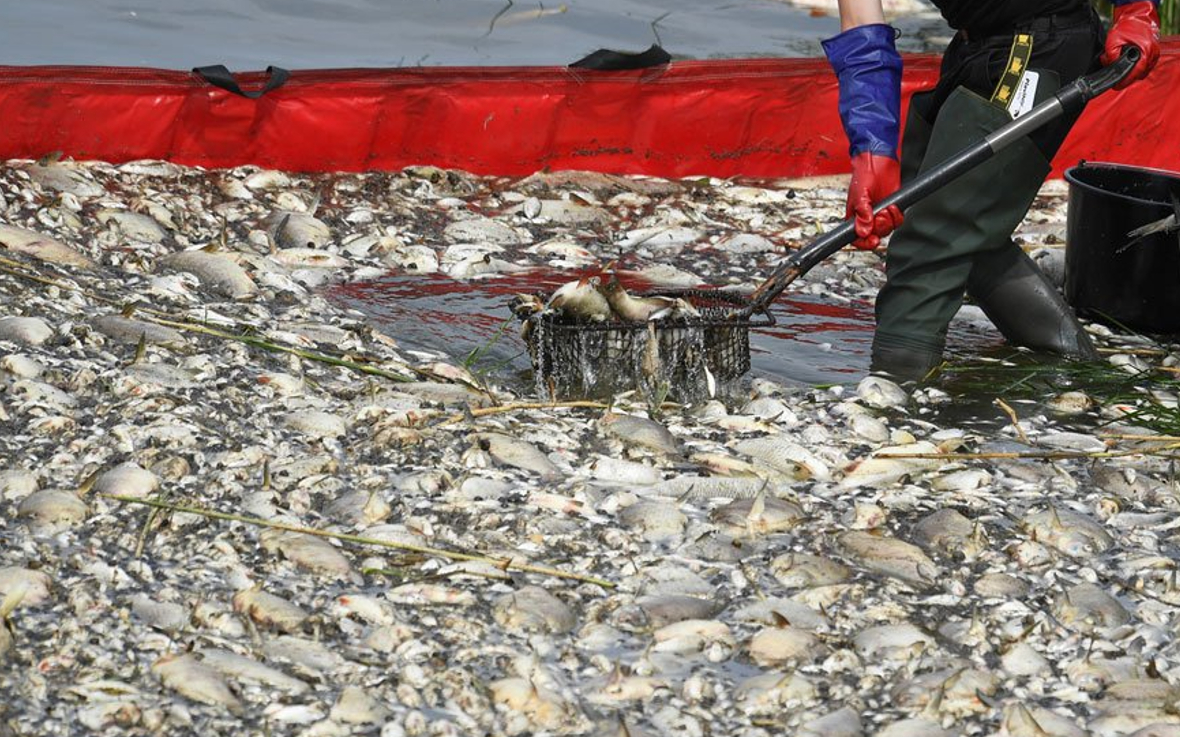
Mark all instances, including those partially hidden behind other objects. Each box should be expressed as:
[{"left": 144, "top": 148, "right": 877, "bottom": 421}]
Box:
[{"left": 940, "top": 351, "right": 1180, "bottom": 436}]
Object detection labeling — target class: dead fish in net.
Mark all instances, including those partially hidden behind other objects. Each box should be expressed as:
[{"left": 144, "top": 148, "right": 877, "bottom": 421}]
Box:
[
  {"left": 596, "top": 275, "right": 699, "bottom": 321},
  {"left": 547, "top": 275, "right": 611, "bottom": 321}
]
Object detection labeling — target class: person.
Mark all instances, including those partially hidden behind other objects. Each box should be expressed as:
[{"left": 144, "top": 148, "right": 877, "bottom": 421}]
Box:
[{"left": 824, "top": 0, "right": 1162, "bottom": 380}]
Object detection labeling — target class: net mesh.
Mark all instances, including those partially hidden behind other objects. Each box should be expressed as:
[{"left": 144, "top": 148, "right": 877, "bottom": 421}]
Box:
[{"left": 522, "top": 288, "right": 772, "bottom": 401}]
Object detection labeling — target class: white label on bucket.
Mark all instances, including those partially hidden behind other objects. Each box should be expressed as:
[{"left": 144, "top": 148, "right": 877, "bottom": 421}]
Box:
[{"left": 1010, "top": 70, "right": 1039, "bottom": 119}]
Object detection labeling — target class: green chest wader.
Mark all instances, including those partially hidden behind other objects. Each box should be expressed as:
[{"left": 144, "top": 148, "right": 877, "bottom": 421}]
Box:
[{"left": 872, "top": 28, "right": 1101, "bottom": 380}]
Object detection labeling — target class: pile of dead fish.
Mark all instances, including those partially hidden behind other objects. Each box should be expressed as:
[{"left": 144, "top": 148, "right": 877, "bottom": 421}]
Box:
[{"left": 1, "top": 155, "right": 1179, "bottom": 737}]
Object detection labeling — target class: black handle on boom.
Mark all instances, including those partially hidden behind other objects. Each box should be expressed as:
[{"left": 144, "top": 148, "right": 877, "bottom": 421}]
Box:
[{"left": 743, "top": 46, "right": 1142, "bottom": 316}]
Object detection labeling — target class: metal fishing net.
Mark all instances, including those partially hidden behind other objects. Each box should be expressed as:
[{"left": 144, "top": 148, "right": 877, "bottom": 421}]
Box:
[{"left": 523, "top": 288, "right": 773, "bottom": 401}]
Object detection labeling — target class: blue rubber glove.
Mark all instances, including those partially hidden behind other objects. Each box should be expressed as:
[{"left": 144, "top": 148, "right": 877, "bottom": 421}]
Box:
[{"left": 823, "top": 24, "right": 905, "bottom": 249}]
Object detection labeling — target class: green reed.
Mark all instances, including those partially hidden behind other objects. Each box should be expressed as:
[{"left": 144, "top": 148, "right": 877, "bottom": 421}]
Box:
[{"left": 940, "top": 353, "right": 1180, "bottom": 436}]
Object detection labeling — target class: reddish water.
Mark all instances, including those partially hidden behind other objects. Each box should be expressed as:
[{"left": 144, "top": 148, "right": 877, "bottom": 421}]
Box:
[{"left": 331, "top": 269, "right": 876, "bottom": 388}]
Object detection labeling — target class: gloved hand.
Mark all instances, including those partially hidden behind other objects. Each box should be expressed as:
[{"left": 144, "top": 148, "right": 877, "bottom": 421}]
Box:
[
  {"left": 823, "top": 24, "right": 904, "bottom": 250},
  {"left": 1101, "top": 0, "right": 1161, "bottom": 89},
  {"left": 848, "top": 152, "right": 904, "bottom": 250}
]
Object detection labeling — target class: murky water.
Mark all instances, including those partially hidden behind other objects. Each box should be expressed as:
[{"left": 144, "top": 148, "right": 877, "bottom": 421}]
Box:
[
  {"left": 330, "top": 269, "right": 1044, "bottom": 435},
  {"left": 11, "top": 0, "right": 947, "bottom": 70},
  {"left": 334, "top": 270, "right": 884, "bottom": 388}
]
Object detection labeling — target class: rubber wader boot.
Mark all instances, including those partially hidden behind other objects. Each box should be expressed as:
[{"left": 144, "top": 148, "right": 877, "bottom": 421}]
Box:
[
  {"left": 868, "top": 90, "right": 940, "bottom": 380},
  {"left": 871, "top": 81, "right": 1077, "bottom": 381},
  {"left": 967, "top": 241, "right": 1099, "bottom": 359}
]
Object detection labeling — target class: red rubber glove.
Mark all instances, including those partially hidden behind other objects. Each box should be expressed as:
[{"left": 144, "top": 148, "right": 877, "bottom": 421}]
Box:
[
  {"left": 1101, "top": 1, "right": 1161, "bottom": 90},
  {"left": 848, "top": 152, "right": 904, "bottom": 250}
]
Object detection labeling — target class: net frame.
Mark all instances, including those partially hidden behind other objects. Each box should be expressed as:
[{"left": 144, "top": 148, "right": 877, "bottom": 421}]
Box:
[{"left": 523, "top": 288, "right": 774, "bottom": 400}]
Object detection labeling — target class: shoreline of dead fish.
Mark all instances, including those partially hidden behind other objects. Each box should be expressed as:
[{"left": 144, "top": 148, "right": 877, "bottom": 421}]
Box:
[{"left": 0, "top": 156, "right": 1178, "bottom": 737}]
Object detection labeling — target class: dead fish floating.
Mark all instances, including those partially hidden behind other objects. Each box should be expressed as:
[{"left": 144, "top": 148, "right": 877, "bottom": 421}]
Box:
[
  {"left": 596, "top": 275, "right": 700, "bottom": 322},
  {"left": 546, "top": 275, "right": 611, "bottom": 322},
  {"left": 534, "top": 272, "right": 700, "bottom": 324}
]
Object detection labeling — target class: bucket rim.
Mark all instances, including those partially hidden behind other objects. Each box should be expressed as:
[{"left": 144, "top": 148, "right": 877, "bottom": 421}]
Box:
[{"left": 1064, "top": 160, "right": 1180, "bottom": 207}]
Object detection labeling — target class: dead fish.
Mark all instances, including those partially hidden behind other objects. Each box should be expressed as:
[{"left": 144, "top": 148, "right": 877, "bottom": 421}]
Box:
[
  {"left": 1000, "top": 703, "right": 1086, "bottom": 737},
  {"left": 911, "top": 508, "right": 985, "bottom": 559},
  {"left": 0, "top": 470, "right": 38, "bottom": 502},
  {"left": 0, "top": 317, "right": 53, "bottom": 346},
  {"left": 1054, "top": 583, "right": 1130, "bottom": 633},
  {"left": 232, "top": 587, "right": 309, "bottom": 633},
  {"left": 840, "top": 441, "right": 943, "bottom": 488},
  {"left": 444, "top": 216, "right": 525, "bottom": 245},
  {"left": 0, "top": 567, "right": 52, "bottom": 607},
  {"left": 333, "top": 593, "right": 396, "bottom": 626},
  {"left": 386, "top": 582, "right": 476, "bottom": 607},
  {"left": 96, "top": 208, "right": 168, "bottom": 243},
  {"left": 647, "top": 475, "right": 781, "bottom": 500},
  {"left": 731, "top": 436, "right": 830, "bottom": 480},
  {"left": 330, "top": 685, "right": 391, "bottom": 725},
  {"left": 260, "top": 530, "right": 355, "bottom": 581},
  {"left": 152, "top": 652, "right": 243, "bottom": 714},
  {"left": 589, "top": 456, "right": 661, "bottom": 486},
  {"left": 618, "top": 500, "right": 687, "bottom": 542},
  {"left": 599, "top": 412, "right": 678, "bottom": 455},
  {"left": 242, "top": 168, "right": 291, "bottom": 191},
  {"left": 837, "top": 531, "right": 941, "bottom": 589},
  {"left": 25, "top": 155, "right": 103, "bottom": 196},
  {"left": 130, "top": 594, "right": 189, "bottom": 634},
  {"left": 852, "top": 622, "right": 934, "bottom": 660},
  {"left": 160, "top": 250, "right": 257, "bottom": 299},
  {"left": 748, "top": 627, "right": 828, "bottom": 668},
  {"left": 527, "top": 239, "right": 595, "bottom": 264},
  {"left": 597, "top": 276, "right": 698, "bottom": 321},
  {"left": 615, "top": 595, "right": 722, "bottom": 631},
  {"left": 547, "top": 275, "right": 611, "bottom": 321},
  {"left": 1022, "top": 507, "right": 1114, "bottom": 557},
  {"left": 261, "top": 635, "right": 346, "bottom": 674},
  {"left": 17, "top": 489, "right": 88, "bottom": 527},
  {"left": 0, "top": 354, "right": 45, "bottom": 381},
  {"left": 1046, "top": 390, "right": 1096, "bottom": 415},
  {"left": 690, "top": 452, "right": 782, "bottom": 480},
  {"left": 471, "top": 432, "right": 562, "bottom": 480},
  {"left": 709, "top": 493, "right": 805, "bottom": 537},
  {"left": 652, "top": 619, "right": 735, "bottom": 655},
  {"left": 281, "top": 410, "right": 348, "bottom": 439},
  {"left": 270, "top": 248, "right": 348, "bottom": 269},
  {"left": 198, "top": 649, "right": 309, "bottom": 695},
  {"left": 265, "top": 210, "right": 332, "bottom": 250},
  {"left": 92, "top": 315, "right": 187, "bottom": 349},
  {"left": 769, "top": 553, "right": 851, "bottom": 589},
  {"left": 0, "top": 223, "right": 96, "bottom": 269},
  {"left": 0, "top": 587, "right": 23, "bottom": 659},
  {"left": 973, "top": 573, "right": 1029, "bottom": 599},
  {"left": 489, "top": 678, "right": 572, "bottom": 731},
  {"left": 92, "top": 463, "right": 159, "bottom": 500},
  {"left": 492, "top": 586, "right": 577, "bottom": 634}
]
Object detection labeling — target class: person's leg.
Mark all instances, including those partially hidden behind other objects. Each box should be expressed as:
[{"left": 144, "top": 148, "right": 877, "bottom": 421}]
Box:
[
  {"left": 871, "top": 12, "right": 1104, "bottom": 380},
  {"left": 872, "top": 85, "right": 1054, "bottom": 379},
  {"left": 870, "top": 89, "right": 942, "bottom": 380},
  {"left": 966, "top": 240, "right": 1099, "bottom": 358}
]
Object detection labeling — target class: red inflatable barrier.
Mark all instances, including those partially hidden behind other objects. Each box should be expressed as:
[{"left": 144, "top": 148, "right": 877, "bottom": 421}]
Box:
[{"left": 0, "top": 41, "right": 1177, "bottom": 179}]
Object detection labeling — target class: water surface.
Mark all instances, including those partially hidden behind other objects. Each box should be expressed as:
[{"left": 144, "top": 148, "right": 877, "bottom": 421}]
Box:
[{"left": 10, "top": 0, "right": 946, "bottom": 69}]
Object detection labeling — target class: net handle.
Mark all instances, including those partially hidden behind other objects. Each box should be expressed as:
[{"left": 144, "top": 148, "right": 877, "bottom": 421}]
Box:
[{"left": 740, "top": 46, "right": 1141, "bottom": 317}]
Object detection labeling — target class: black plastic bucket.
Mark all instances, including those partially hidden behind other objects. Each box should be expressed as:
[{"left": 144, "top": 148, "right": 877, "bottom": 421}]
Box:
[{"left": 1064, "top": 162, "right": 1180, "bottom": 334}]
